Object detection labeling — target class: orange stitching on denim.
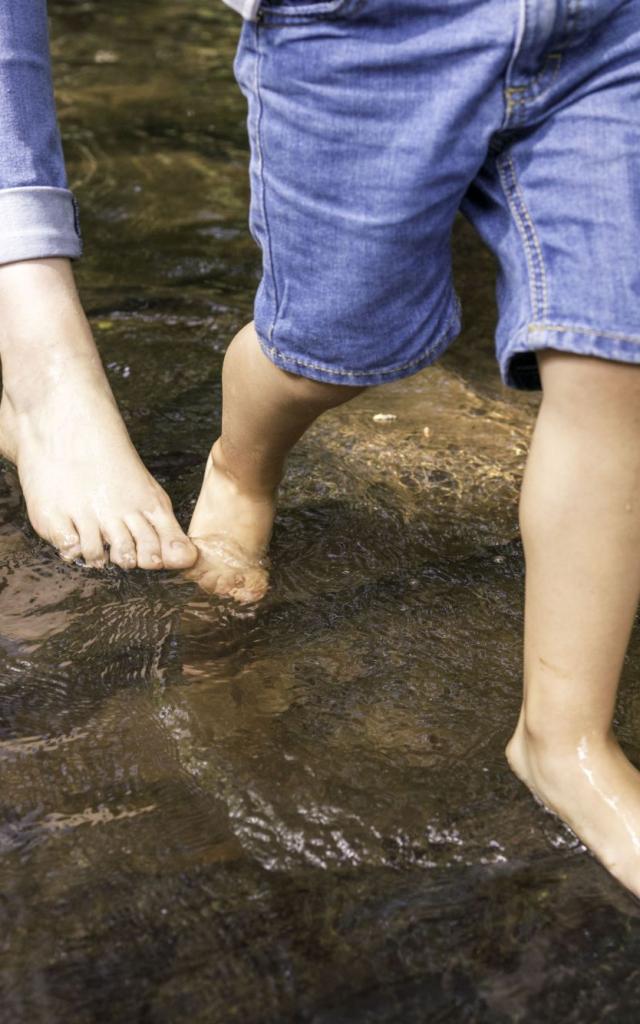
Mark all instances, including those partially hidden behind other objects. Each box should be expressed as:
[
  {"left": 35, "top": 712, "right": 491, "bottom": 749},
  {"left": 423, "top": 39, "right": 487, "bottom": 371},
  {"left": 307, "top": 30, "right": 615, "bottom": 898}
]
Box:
[
  {"left": 504, "top": 53, "right": 562, "bottom": 128},
  {"left": 497, "top": 156, "right": 537, "bottom": 316},
  {"left": 497, "top": 153, "right": 548, "bottom": 321},
  {"left": 253, "top": 22, "right": 280, "bottom": 343},
  {"left": 259, "top": 293, "right": 462, "bottom": 380},
  {"left": 505, "top": 51, "right": 562, "bottom": 95},
  {"left": 508, "top": 156, "right": 548, "bottom": 318}
]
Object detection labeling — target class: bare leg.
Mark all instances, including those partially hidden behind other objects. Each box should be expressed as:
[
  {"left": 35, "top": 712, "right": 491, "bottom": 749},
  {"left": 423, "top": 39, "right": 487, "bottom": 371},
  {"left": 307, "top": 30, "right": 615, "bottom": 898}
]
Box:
[
  {"left": 506, "top": 350, "right": 640, "bottom": 896},
  {"left": 0, "top": 258, "right": 197, "bottom": 570},
  {"left": 187, "top": 322, "right": 363, "bottom": 602}
]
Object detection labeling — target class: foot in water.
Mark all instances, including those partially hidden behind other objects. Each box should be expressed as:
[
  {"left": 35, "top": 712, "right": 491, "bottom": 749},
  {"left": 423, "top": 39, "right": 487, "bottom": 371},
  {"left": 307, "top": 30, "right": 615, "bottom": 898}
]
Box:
[
  {"left": 0, "top": 260, "right": 198, "bottom": 572},
  {"left": 186, "top": 439, "right": 274, "bottom": 604},
  {"left": 506, "top": 717, "right": 640, "bottom": 899}
]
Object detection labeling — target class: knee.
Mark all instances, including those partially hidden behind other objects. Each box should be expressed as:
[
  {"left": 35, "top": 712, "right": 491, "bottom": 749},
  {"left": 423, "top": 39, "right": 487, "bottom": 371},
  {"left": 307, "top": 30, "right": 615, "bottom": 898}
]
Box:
[
  {"left": 236, "top": 320, "right": 366, "bottom": 411},
  {"left": 537, "top": 350, "right": 640, "bottom": 425},
  {"left": 282, "top": 367, "right": 366, "bottom": 410}
]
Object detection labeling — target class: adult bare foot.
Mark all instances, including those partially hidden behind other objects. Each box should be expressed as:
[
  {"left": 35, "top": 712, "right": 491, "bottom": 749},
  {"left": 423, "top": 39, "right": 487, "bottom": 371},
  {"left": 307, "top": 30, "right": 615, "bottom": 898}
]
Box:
[
  {"left": 0, "top": 259, "right": 197, "bottom": 570},
  {"left": 506, "top": 718, "right": 640, "bottom": 898},
  {"left": 186, "top": 439, "right": 273, "bottom": 603}
]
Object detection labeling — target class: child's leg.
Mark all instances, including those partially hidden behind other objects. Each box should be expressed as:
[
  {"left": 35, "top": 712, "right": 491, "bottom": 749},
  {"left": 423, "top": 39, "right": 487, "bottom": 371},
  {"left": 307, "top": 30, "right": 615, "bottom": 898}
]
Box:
[
  {"left": 187, "top": 322, "right": 363, "bottom": 602},
  {"left": 209, "top": 2, "right": 516, "bottom": 604},
  {"left": 507, "top": 349, "right": 640, "bottom": 896}
]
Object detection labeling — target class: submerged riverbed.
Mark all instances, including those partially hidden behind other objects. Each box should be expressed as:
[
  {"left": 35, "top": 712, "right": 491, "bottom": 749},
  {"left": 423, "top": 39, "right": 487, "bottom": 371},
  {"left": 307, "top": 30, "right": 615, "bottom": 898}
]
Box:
[{"left": 3, "top": 2, "right": 640, "bottom": 1020}]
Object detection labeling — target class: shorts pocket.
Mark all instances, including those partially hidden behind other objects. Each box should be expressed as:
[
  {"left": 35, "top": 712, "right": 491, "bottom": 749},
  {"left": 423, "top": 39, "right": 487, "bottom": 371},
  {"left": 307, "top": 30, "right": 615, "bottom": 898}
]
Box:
[{"left": 257, "top": 0, "right": 355, "bottom": 24}]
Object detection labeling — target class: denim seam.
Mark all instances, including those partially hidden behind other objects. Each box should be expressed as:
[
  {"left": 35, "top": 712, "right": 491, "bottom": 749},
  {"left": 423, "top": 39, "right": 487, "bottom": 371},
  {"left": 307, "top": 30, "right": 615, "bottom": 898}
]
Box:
[
  {"left": 565, "top": 0, "right": 582, "bottom": 43},
  {"left": 505, "top": 51, "right": 562, "bottom": 96},
  {"left": 258, "top": 292, "right": 461, "bottom": 380},
  {"left": 497, "top": 151, "right": 548, "bottom": 321},
  {"left": 503, "top": 53, "right": 562, "bottom": 129},
  {"left": 528, "top": 322, "right": 640, "bottom": 344},
  {"left": 253, "top": 22, "right": 280, "bottom": 344},
  {"left": 71, "top": 194, "right": 82, "bottom": 240},
  {"left": 257, "top": 0, "right": 356, "bottom": 25},
  {"left": 503, "top": 0, "right": 564, "bottom": 124}
]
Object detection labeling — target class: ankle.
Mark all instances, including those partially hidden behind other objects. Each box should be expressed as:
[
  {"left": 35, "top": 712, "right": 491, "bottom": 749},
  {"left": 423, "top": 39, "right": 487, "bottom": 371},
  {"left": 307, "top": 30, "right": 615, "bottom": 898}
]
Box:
[
  {"left": 1, "top": 344, "right": 109, "bottom": 417},
  {"left": 211, "top": 438, "right": 281, "bottom": 500},
  {"left": 0, "top": 259, "right": 101, "bottom": 377},
  {"left": 518, "top": 715, "right": 615, "bottom": 757}
]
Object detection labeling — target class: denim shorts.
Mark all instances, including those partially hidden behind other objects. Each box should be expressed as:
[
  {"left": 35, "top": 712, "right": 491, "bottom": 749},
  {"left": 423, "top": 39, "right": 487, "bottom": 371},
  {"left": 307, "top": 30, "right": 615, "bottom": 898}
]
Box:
[{"left": 233, "top": 0, "right": 640, "bottom": 390}]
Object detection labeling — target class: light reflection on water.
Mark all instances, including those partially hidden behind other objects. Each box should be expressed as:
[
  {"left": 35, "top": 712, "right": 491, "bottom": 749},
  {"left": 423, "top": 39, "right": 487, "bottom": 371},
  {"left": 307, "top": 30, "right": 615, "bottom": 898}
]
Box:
[{"left": 2, "top": 2, "right": 640, "bottom": 1020}]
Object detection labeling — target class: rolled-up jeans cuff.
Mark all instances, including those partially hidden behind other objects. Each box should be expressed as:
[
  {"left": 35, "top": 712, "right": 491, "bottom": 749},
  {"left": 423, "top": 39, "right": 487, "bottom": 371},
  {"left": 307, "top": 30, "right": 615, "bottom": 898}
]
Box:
[{"left": 0, "top": 186, "right": 82, "bottom": 264}]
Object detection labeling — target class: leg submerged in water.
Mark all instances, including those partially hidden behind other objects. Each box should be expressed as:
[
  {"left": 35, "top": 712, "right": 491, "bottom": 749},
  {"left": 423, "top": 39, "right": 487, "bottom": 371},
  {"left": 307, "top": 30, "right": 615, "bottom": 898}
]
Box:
[
  {"left": 187, "top": 321, "right": 363, "bottom": 602},
  {"left": 506, "top": 350, "right": 640, "bottom": 897}
]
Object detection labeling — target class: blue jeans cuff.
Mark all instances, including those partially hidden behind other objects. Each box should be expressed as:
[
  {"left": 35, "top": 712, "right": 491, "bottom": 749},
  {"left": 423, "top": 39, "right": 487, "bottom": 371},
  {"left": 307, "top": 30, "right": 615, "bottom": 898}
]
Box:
[{"left": 0, "top": 186, "right": 82, "bottom": 264}]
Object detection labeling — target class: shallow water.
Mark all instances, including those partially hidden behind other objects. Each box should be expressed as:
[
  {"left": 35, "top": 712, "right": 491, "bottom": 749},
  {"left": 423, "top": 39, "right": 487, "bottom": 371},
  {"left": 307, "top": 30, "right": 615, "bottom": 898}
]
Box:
[{"left": 3, "top": 2, "right": 640, "bottom": 1020}]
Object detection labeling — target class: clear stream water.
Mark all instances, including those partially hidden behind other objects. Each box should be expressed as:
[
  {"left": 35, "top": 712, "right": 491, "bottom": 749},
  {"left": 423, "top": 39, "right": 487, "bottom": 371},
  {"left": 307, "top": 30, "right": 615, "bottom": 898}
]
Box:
[{"left": 3, "top": 2, "right": 640, "bottom": 1021}]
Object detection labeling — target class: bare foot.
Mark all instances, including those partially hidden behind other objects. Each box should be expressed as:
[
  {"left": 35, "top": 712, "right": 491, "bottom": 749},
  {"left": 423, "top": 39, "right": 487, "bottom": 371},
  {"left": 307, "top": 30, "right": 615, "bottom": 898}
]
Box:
[
  {"left": 0, "top": 259, "right": 198, "bottom": 571},
  {"left": 506, "top": 718, "right": 640, "bottom": 898},
  {"left": 186, "top": 439, "right": 273, "bottom": 603}
]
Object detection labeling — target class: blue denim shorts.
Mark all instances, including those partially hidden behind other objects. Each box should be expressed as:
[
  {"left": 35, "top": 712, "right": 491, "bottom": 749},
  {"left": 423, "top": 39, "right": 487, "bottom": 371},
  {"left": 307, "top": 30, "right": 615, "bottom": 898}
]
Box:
[{"left": 234, "top": 0, "right": 640, "bottom": 389}]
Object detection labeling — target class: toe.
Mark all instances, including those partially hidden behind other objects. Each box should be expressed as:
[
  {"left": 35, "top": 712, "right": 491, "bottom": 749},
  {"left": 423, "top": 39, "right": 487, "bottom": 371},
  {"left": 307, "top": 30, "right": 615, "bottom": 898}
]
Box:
[
  {"left": 188, "top": 567, "right": 226, "bottom": 595},
  {"left": 214, "top": 570, "right": 243, "bottom": 597},
  {"left": 103, "top": 520, "right": 137, "bottom": 570},
  {"left": 78, "top": 520, "right": 107, "bottom": 569},
  {"left": 144, "top": 506, "right": 197, "bottom": 569},
  {"left": 125, "top": 513, "right": 164, "bottom": 570},
  {"left": 229, "top": 567, "right": 269, "bottom": 604},
  {"left": 189, "top": 564, "right": 269, "bottom": 604},
  {"left": 49, "top": 515, "right": 82, "bottom": 563},
  {"left": 184, "top": 536, "right": 269, "bottom": 602}
]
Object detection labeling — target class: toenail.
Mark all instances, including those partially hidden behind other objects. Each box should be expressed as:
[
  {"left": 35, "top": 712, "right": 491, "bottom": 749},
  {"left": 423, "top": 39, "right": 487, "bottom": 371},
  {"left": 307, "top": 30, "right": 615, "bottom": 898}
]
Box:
[
  {"left": 171, "top": 540, "right": 187, "bottom": 550},
  {"left": 151, "top": 554, "right": 163, "bottom": 566}
]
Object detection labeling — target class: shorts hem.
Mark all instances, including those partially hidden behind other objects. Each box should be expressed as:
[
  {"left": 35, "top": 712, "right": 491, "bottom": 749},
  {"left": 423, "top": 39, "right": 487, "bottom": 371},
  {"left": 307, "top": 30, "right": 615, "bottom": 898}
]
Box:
[
  {"left": 254, "top": 296, "right": 462, "bottom": 387},
  {"left": 502, "top": 321, "right": 640, "bottom": 390}
]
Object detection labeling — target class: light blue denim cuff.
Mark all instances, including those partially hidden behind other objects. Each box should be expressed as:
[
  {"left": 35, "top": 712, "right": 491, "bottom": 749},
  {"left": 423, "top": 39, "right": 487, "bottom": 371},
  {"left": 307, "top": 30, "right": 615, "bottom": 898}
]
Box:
[{"left": 0, "top": 186, "right": 82, "bottom": 264}]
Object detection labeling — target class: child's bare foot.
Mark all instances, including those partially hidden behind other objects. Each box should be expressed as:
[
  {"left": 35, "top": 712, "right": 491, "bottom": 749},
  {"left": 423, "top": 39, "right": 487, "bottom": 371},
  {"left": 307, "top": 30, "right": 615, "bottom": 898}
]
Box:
[
  {"left": 0, "top": 259, "right": 198, "bottom": 571},
  {"left": 506, "top": 718, "right": 640, "bottom": 898},
  {"left": 186, "top": 439, "right": 273, "bottom": 603}
]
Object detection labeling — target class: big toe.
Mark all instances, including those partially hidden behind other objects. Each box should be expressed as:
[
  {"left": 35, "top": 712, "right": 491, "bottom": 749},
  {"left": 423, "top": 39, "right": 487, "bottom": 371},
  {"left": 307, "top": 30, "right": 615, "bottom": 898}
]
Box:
[
  {"left": 48, "top": 514, "right": 82, "bottom": 563},
  {"left": 145, "top": 508, "right": 198, "bottom": 569},
  {"left": 164, "top": 536, "right": 199, "bottom": 570}
]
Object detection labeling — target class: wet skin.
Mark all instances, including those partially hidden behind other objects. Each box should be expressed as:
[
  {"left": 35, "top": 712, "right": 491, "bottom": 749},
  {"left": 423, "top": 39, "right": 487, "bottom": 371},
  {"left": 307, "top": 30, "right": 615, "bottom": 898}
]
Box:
[
  {"left": 189, "top": 330, "right": 640, "bottom": 902},
  {"left": 506, "top": 351, "right": 640, "bottom": 900},
  {"left": 507, "top": 722, "right": 640, "bottom": 896},
  {"left": 0, "top": 259, "right": 198, "bottom": 571},
  {"left": 5, "top": 257, "right": 640, "bottom": 903},
  {"left": 186, "top": 320, "right": 363, "bottom": 602},
  {"left": 186, "top": 442, "right": 274, "bottom": 604}
]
